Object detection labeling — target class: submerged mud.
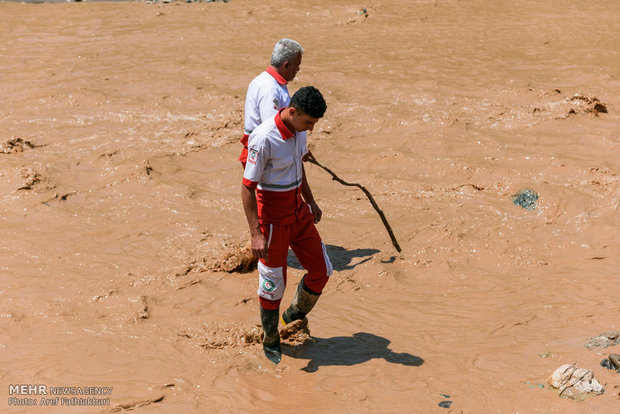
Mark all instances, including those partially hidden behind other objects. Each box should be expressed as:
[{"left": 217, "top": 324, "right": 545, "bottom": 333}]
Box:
[{"left": 1, "top": 0, "right": 619, "bottom": 412}]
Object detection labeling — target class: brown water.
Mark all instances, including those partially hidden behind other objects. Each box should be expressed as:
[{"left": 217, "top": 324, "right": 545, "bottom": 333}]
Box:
[{"left": 1, "top": 0, "right": 619, "bottom": 412}]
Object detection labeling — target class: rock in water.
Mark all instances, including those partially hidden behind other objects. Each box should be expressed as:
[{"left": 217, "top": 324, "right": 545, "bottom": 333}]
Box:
[
  {"left": 601, "top": 354, "right": 620, "bottom": 371},
  {"left": 512, "top": 189, "right": 539, "bottom": 211},
  {"left": 600, "top": 358, "right": 613, "bottom": 369},
  {"left": 438, "top": 400, "right": 452, "bottom": 408},
  {"left": 585, "top": 331, "right": 620, "bottom": 348},
  {"left": 547, "top": 364, "right": 604, "bottom": 401}
]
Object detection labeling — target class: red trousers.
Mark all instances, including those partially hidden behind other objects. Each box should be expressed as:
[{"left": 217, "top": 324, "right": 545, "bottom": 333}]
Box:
[{"left": 257, "top": 205, "right": 333, "bottom": 310}]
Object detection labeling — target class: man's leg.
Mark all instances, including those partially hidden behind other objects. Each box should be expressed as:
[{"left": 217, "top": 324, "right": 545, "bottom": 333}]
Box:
[
  {"left": 282, "top": 207, "right": 333, "bottom": 325},
  {"left": 257, "top": 223, "right": 290, "bottom": 363}
]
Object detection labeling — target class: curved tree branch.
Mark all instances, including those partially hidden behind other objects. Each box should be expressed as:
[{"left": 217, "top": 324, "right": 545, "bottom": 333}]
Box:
[{"left": 305, "top": 151, "right": 402, "bottom": 253}]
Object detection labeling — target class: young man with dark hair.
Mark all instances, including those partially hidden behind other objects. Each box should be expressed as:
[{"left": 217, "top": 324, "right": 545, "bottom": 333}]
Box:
[
  {"left": 238, "top": 39, "right": 304, "bottom": 168},
  {"left": 241, "top": 86, "right": 332, "bottom": 364}
]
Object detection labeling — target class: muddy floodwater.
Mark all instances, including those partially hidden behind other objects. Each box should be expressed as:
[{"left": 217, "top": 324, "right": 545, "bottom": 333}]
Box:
[{"left": 1, "top": 0, "right": 619, "bottom": 412}]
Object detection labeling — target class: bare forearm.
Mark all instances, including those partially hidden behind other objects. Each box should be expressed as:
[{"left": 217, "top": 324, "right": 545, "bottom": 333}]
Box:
[
  {"left": 241, "top": 184, "right": 268, "bottom": 258},
  {"left": 241, "top": 185, "right": 261, "bottom": 236},
  {"left": 300, "top": 164, "right": 315, "bottom": 204},
  {"left": 300, "top": 164, "right": 322, "bottom": 223}
]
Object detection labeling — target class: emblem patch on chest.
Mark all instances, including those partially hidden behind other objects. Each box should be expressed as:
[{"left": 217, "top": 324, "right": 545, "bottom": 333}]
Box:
[{"left": 248, "top": 148, "right": 258, "bottom": 164}]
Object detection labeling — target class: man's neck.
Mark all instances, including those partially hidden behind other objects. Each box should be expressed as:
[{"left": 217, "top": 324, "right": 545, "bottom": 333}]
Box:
[
  {"left": 280, "top": 109, "right": 297, "bottom": 134},
  {"left": 269, "top": 65, "right": 288, "bottom": 82}
]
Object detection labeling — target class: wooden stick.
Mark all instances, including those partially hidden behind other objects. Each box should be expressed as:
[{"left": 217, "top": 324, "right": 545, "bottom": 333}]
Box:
[{"left": 305, "top": 151, "right": 402, "bottom": 253}]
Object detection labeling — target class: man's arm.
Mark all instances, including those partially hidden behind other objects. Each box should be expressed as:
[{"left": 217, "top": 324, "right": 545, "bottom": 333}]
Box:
[
  {"left": 300, "top": 164, "right": 322, "bottom": 223},
  {"left": 241, "top": 184, "right": 269, "bottom": 259}
]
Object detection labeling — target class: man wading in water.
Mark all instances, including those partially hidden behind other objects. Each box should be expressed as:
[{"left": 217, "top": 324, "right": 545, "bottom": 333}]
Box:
[{"left": 241, "top": 86, "right": 333, "bottom": 364}]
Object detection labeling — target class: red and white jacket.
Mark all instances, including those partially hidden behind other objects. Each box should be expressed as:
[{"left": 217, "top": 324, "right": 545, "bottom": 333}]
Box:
[{"left": 243, "top": 110, "right": 308, "bottom": 225}]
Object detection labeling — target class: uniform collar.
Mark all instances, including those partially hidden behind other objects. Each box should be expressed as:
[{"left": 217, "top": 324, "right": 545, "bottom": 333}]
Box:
[
  {"left": 266, "top": 66, "right": 287, "bottom": 85},
  {"left": 275, "top": 108, "right": 295, "bottom": 140}
]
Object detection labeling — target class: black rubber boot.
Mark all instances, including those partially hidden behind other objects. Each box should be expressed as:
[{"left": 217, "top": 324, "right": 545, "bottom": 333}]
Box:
[
  {"left": 281, "top": 276, "right": 321, "bottom": 325},
  {"left": 260, "top": 307, "right": 281, "bottom": 364}
]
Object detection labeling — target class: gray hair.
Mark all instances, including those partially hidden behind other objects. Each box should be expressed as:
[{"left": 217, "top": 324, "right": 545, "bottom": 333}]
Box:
[{"left": 270, "top": 39, "right": 304, "bottom": 67}]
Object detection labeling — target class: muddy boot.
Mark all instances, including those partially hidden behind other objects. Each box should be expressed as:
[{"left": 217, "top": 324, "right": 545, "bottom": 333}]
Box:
[
  {"left": 260, "top": 307, "right": 281, "bottom": 364},
  {"left": 281, "top": 276, "right": 321, "bottom": 326}
]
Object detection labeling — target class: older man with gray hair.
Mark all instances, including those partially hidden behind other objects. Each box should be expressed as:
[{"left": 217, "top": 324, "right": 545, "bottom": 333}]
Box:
[{"left": 238, "top": 39, "right": 304, "bottom": 167}]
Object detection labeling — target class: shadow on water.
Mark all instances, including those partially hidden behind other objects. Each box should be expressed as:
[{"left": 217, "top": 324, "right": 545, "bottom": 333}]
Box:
[
  {"left": 287, "top": 244, "right": 379, "bottom": 271},
  {"left": 282, "top": 332, "right": 424, "bottom": 372}
]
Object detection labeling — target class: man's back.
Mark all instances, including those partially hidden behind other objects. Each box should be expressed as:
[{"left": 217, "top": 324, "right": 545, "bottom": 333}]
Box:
[{"left": 244, "top": 70, "right": 290, "bottom": 136}]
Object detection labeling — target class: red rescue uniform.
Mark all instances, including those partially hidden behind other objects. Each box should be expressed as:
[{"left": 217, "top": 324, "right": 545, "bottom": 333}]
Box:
[{"left": 243, "top": 110, "right": 332, "bottom": 309}]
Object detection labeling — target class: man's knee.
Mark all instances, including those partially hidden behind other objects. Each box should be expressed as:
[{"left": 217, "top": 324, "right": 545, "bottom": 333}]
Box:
[
  {"left": 299, "top": 241, "right": 333, "bottom": 293},
  {"left": 311, "top": 241, "right": 333, "bottom": 278},
  {"left": 303, "top": 274, "right": 329, "bottom": 294}
]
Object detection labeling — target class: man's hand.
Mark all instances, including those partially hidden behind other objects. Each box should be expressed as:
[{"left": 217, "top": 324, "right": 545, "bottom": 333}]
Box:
[
  {"left": 308, "top": 200, "right": 322, "bottom": 224},
  {"left": 251, "top": 231, "right": 269, "bottom": 259}
]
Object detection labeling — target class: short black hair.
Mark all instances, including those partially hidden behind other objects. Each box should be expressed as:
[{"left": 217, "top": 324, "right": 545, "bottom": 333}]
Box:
[{"left": 290, "top": 86, "right": 326, "bottom": 118}]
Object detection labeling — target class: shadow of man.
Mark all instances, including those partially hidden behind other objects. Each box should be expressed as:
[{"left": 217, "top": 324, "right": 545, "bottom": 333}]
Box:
[
  {"left": 288, "top": 244, "right": 380, "bottom": 271},
  {"left": 282, "top": 332, "right": 424, "bottom": 372}
]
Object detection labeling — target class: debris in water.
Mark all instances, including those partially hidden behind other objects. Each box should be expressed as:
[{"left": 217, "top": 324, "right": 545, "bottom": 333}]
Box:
[
  {"left": 570, "top": 94, "right": 608, "bottom": 116},
  {"left": 438, "top": 400, "right": 452, "bottom": 408},
  {"left": 585, "top": 331, "right": 619, "bottom": 349},
  {"left": 0, "top": 137, "right": 41, "bottom": 154},
  {"left": 547, "top": 363, "right": 604, "bottom": 401},
  {"left": 600, "top": 354, "right": 620, "bottom": 373},
  {"left": 512, "top": 189, "right": 538, "bottom": 211}
]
